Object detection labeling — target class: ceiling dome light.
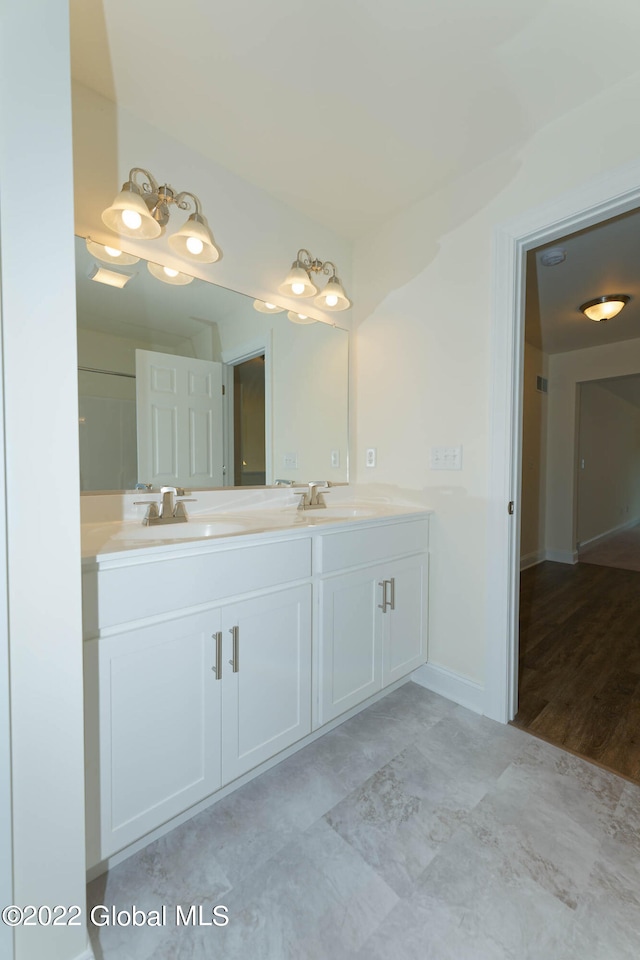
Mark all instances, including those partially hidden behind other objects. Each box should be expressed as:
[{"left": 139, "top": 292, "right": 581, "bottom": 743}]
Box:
[
  {"left": 314, "top": 275, "right": 351, "bottom": 312},
  {"left": 287, "top": 312, "right": 316, "bottom": 325},
  {"left": 86, "top": 237, "right": 140, "bottom": 266},
  {"left": 253, "top": 300, "right": 285, "bottom": 314},
  {"left": 147, "top": 261, "right": 194, "bottom": 285},
  {"left": 579, "top": 295, "right": 630, "bottom": 322},
  {"left": 168, "top": 212, "right": 221, "bottom": 263},
  {"left": 102, "top": 179, "right": 162, "bottom": 239},
  {"left": 278, "top": 261, "right": 318, "bottom": 298}
]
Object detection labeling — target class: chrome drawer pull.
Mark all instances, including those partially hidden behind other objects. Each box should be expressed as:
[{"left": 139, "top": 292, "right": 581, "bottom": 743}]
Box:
[
  {"left": 389, "top": 577, "right": 396, "bottom": 611},
  {"left": 229, "top": 625, "right": 239, "bottom": 672},
  {"left": 212, "top": 631, "right": 223, "bottom": 680},
  {"left": 378, "top": 580, "right": 388, "bottom": 613}
]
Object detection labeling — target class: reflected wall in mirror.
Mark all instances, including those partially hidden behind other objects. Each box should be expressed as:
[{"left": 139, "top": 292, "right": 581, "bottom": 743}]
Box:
[{"left": 75, "top": 237, "right": 349, "bottom": 490}]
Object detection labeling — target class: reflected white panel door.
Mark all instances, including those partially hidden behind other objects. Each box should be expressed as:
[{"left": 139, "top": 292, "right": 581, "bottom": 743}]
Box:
[{"left": 136, "top": 349, "right": 224, "bottom": 488}]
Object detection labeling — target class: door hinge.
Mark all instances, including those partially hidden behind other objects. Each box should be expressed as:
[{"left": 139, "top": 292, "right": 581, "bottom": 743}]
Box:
[{"left": 508, "top": 501, "right": 515, "bottom": 515}]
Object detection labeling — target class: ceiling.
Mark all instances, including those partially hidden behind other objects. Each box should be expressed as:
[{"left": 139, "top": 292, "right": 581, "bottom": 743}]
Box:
[
  {"left": 69, "top": 0, "right": 640, "bottom": 241},
  {"left": 526, "top": 209, "right": 640, "bottom": 355}
]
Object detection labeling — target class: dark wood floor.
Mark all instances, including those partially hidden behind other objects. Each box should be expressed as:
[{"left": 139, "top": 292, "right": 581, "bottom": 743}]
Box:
[{"left": 513, "top": 560, "right": 640, "bottom": 784}]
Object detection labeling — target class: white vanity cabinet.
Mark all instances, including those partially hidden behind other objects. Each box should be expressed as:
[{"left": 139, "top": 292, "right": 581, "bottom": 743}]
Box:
[
  {"left": 316, "top": 518, "right": 429, "bottom": 726},
  {"left": 83, "top": 511, "right": 430, "bottom": 871},
  {"left": 84, "top": 536, "right": 312, "bottom": 865}
]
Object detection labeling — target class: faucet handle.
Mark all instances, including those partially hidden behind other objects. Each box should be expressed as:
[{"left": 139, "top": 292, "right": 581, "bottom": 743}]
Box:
[
  {"left": 133, "top": 500, "right": 160, "bottom": 520},
  {"left": 173, "top": 498, "right": 197, "bottom": 519}
]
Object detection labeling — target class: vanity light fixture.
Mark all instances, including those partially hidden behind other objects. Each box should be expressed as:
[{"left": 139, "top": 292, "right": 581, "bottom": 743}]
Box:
[
  {"left": 147, "top": 261, "right": 194, "bottom": 286},
  {"left": 278, "top": 249, "right": 351, "bottom": 311},
  {"left": 287, "top": 311, "right": 316, "bottom": 325},
  {"left": 87, "top": 264, "right": 133, "bottom": 289},
  {"left": 86, "top": 237, "right": 140, "bottom": 266},
  {"left": 102, "top": 167, "right": 221, "bottom": 263},
  {"left": 579, "top": 294, "right": 630, "bottom": 322},
  {"left": 253, "top": 300, "right": 285, "bottom": 314}
]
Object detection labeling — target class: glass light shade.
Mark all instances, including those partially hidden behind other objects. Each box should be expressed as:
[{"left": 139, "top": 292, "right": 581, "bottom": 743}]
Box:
[
  {"left": 580, "top": 295, "right": 630, "bottom": 322},
  {"left": 287, "top": 311, "right": 316, "bottom": 325},
  {"left": 86, "top": 238, "right": 140, "bottom": 266},
  {"left": 87, "top": 264, "right": 133, "bottom": 289},
  {"left": 102, "top": 183, "right": 162, "bottom": 239},
  {"left": 313, "top": 275, "right": 351, "bottom": 312},
  {"left": 278, "top": 263, "right": 317, "bottom": 298},
  {"left": 147, "top": 261, "right": 194, "bottom": 285},
  {"left": 253, "top": 300, "right": 285, "bottom": 314},
  {"left": 168, "top": 213, "right": 221, "bottom": 263}
]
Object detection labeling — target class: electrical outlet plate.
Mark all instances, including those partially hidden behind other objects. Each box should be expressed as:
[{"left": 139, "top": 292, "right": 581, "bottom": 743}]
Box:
[
  {"left": 330, "top": 450, "right": 340, "bottom": 468},
  {"left": 283, "top": 452, "right": 298, "bottom": 469},
  {"left": 366, "top": 447, "right": 377, "bottom": 468}
]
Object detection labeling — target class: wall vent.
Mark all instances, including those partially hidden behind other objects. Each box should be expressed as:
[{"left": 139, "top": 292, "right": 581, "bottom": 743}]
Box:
[{"left": 536, "top": 375, "right": 548, "bottom": 394}]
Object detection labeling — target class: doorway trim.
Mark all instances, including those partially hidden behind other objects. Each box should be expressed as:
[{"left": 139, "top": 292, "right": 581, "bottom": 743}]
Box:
[
  {"left": 222, "top": 335, "right": 273, "bottom": 486},
  {"left": 484, "top": 158, "right": 640, "bottom": 724}
]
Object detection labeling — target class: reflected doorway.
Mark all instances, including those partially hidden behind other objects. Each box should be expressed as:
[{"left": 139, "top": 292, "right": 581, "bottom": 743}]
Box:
[{"left": 233, "top": 355, "right": 266, "bottom": 486}]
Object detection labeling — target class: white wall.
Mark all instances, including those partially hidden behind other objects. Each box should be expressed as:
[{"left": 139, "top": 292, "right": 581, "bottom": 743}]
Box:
[
  {"left": 0, "top": 3, "right": 89, "bottom": 959},
  {"left": 577, "top": 381, "right": 640, "bottom": 544},
  {"left": 353, "top": 72, "right": 640, "bottom": 689},
  {"left": 545, "top": 338, "right": 640, "bottom": 559},
  {"left": 520, "top": 344, "right": 548, "bottom": 566}
]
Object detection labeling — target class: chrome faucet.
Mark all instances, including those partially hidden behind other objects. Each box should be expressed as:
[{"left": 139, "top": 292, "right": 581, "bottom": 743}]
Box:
[
  {"left": 134, "top": 486, "right": 197, "bottom": 525},
  {"left": 294, "top": 481, "right": 331, "bottom": 510}
]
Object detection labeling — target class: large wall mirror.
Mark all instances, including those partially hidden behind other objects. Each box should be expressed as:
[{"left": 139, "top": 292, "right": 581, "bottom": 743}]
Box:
[{"left": 75, "top": 237, "right": 349, "bottom": 491}]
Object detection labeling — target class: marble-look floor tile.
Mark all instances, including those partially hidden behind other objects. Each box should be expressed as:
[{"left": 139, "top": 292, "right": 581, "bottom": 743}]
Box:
[
  {"left": 356, "top": 826, "right": 576, "bottom": 960},
  {"left": 325, "top": 742, "right": 485, "bottom": 897},
  {"left": 142, "top": 819, "right": 398, "bottom": 960},
  {"left": 87, "top": 682, "right": 640, "bottom": 960}
]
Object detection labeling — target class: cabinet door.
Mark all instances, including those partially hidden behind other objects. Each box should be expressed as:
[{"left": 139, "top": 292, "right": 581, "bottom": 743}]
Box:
[
  {"left": 318, "top": 566, "right": 384, "bottom": 726},
  {"left": 382, "top": 553, "right": 428, "bottom": 687},
  {"left": 221, "top": 584, "right": 311, "bottom": 784},
  {"left": 96, "top": 610, "right": 222, "bottom": 858}
]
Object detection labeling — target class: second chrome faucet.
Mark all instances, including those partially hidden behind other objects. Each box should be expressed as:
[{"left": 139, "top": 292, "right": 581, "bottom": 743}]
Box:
[{"left": 134, "top": 486, "right": 197, "bottom": 525}]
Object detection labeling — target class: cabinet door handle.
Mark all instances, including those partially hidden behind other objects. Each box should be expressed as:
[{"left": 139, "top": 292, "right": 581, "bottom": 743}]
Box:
[
  {"left": 212, "top": 631, "right": 223, "bottom": 680},
  {"left": 229, "top": 625, "right": 239, "bottom": 672},
  {"left": 389, "top": 577, "right": 396, "bottom": 611},
  {"left": 378, "top": 580, "right": 388, "bottom": 613}
]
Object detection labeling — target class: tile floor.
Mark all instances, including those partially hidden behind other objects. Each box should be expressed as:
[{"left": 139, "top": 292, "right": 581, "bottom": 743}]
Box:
[{"left": 87, "top": 682, "right": 640, "bottom": 960}]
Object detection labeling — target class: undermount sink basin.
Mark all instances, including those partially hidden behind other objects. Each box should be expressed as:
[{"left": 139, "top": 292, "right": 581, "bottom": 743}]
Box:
[
  {"left": 311, "top": 505, "right": 379, "bottom": 519},
  {"left": 113, "top": 519, "right": 252, "bottom": 540}
]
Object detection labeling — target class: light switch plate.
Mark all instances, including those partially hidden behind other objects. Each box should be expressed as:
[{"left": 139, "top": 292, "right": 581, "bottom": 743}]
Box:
[
  {"left": 366, "top": 447, "right": 377, "bottom": 468},
  {"left": 430, "top": 445, "right": 462, "bottom": 470},
  {"left": 283, "top": 452, "right": 298, "bottom": 469}
]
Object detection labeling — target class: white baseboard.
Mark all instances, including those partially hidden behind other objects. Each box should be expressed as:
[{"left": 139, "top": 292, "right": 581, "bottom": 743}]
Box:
[
  {"left": 578, "top": 516, "right": 640, "bottom": 550},
  {"left": 412, "top": 663, "right": 484, "bottom": 715},
  {"left": 545, "top": 549, "right": 578, "bottom": 565},
  {"left": 520, "top": 550, "right": 544, "bottom": 571}
]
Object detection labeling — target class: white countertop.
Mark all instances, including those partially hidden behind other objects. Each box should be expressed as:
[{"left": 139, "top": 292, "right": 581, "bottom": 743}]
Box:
[{"left": 81, "top": 501, "right": 431, "bottom": 564}]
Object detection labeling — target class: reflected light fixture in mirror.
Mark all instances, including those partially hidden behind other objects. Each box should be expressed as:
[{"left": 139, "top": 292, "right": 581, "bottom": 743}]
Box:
[
  {"left": 87, "top": 264, "right": 133, "bottom": 289},
  {"left": 147, "top": 261, "right": 194, "bottom": 285},
  {"left": 253, "top": 300, "right": 285, "bottom": 314},
  {"left": 288, "top": 311, "right": 316, "bottom": 325},
  {"left": 86, "top": 237, "right": 140, "bottom": 266},
  {"left": 102, "top": 167, "right": 222, "bottom": 263},
  {"left": 579, "top": 294, "right": 630, "bottom": 321},
  {"left": 279, "top": 249, "right": 351, "bottom": 311}
]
